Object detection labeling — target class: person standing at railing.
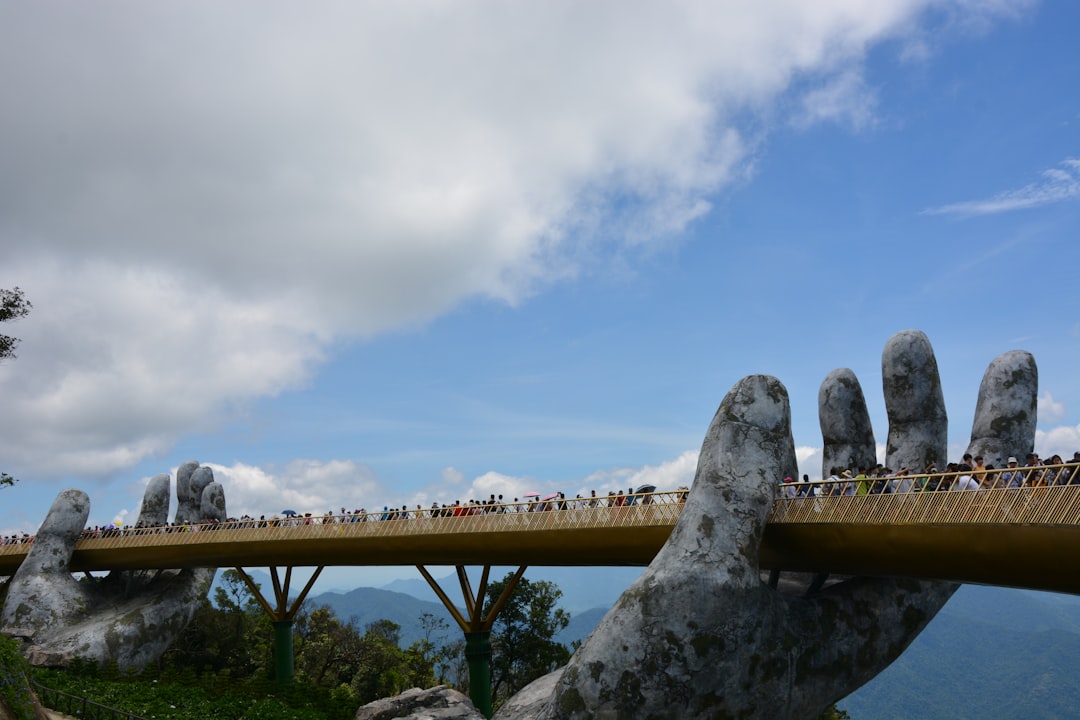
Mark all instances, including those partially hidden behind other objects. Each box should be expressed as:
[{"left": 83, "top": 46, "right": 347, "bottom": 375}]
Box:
[
  {"left": 780, "top": 476, "right": 797, "bottom": 498},
  {"left": 972, "top": 456, "right": 988, "bottom": 486},
  {"left": 1023, "top": 453, "right": 1044, "bottom": 486},
  {"left": 1045, "top": 454, "right": 1065, "bottom": 485},
  {"left": 854, "top": 468, "right": 871, "bottom": 495},
  {"left": 891, "top": 468, "right": 914, "bottom": 494},
  {"left": 951, "top": 464, "right": 979, "bottom": 491},
  {"left": 869, "top": 468, "right": 892, "bottom": 495},
  {"left": 836, "top": 469, "right": 854, "bottom": 496},
  {"left": 1001, "top": 457, "right": 1026, "bottom": 488}
]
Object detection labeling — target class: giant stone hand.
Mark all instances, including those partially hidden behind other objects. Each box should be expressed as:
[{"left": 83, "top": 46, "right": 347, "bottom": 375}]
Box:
[
  {"left": 1, "top": 461, "right": 225, "bottom": 669},
  {"left": 498, "top": 330, "right": 1037, "bottom": 719}
]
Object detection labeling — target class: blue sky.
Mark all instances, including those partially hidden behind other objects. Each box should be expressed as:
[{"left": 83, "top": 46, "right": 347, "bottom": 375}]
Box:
[{"left": 1, "top": 1, "right": 1077, "bottom": 589}]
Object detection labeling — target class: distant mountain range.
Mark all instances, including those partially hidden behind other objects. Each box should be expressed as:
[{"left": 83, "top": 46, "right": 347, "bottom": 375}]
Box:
[
  {"left": 839, "top": 585, "right": 1080, "bottom": 719},
  {"left": 222, "top": 570, "right": 1080, "bottom": 718}
]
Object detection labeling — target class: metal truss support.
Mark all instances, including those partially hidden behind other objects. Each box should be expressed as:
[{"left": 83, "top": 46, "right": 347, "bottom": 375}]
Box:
[
  {"left": 233, "top": 565, "right": 324, "bottom": 683},
  {"left": 418, "top": 564, "right": 527, "bottom": 719}
]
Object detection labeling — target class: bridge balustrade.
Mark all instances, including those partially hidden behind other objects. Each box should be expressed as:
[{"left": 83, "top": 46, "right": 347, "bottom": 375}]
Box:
[
  {"left": 773, "top": 462, "right": 1080, "bottom": 526},
  {"left": 2, "top": 467, "right": 1079, "bottom": 592}
]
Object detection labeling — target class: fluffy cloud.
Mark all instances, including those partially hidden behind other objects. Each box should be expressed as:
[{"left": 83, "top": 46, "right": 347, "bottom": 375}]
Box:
[
  {"left": 1039, "top": 391, "right": 1067, "bottom": 424},
  {"left": 0, "top": 1, "right": 1024, "bottom": 480},
  {"left": 1035, "top": 425, "right": 1080, "bottom": 461}
]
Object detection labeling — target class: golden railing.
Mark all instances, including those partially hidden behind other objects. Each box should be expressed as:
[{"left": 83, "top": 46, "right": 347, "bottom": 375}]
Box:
[
  {"left": 771, "top": 462, "right": 1080, "bottom": 526},
  {"left": 2, "top": 465, "right": 1080, "bottom": 592},
  {"left": 0, "top": 491, "right": 688, "bottom": 572}
]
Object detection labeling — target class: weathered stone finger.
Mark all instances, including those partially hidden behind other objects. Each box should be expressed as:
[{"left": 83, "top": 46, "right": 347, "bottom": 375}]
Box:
[
  {"left": 174, "top": 462, "right": 212, "bottom": 524},
  {"left": 819, "top": 368, "right": 877, "bottom": 476},
  {"left": 537, "top": 375, "right": 795, "bottom": 719},
  {"left": 137, "top": 473, "right": 171, "bottom": 527},
  {"left": 966, "top": 350, "right": 1037, "bottom": 467},
  {"left": 200, "top": 482, "right": 226, "bottom": 522},
  {"left": 882, "top": 330, "right": 947, "bottom": 472},
  {"left": 0, "top": 489, "right": 89, "bottom": 635},
  {"left": 671, "top": 374, "right": 795, "bottom": 571},
  {"left": 173, "top": 460, "right": 202, "bottom": 524}
]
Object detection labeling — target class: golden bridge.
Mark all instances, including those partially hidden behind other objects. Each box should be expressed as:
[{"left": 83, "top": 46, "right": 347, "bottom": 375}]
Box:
[
  {"left": 5, "top": 462, "right": 1079, "bottom": 714},
  {"left": 3, "top": 463, "right": 1079, "bottom": 594}
]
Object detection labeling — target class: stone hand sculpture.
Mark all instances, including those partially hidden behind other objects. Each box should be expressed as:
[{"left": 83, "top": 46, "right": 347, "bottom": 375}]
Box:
[
  {"left": 1, "top": 461, "right": 225, "bottom": 669},
  {"left": 498, "top": 330, "right": 1037, "bottom": 719}
]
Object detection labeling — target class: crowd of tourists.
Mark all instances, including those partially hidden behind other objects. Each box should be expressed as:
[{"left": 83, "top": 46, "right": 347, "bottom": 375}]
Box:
[
  {"left": 778, "top": 451, "right": 1080, "bottom": 498},
  {"left": 5, "top": 454, "right": 1079, "bottom": 545},
  {"left": 0, "top": 486, "right": 690, "bottom": 543}
]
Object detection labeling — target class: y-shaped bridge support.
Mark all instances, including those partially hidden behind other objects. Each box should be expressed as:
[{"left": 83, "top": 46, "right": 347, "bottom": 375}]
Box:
[
  {"left": 418, "top": 564, "right": 526, "bottom": 719},
  {"left": 233, "top": 566, "right": 325, "bottom": 683}
]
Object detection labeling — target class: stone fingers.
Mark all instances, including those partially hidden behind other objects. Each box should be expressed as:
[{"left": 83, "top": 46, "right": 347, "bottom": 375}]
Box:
[
  {"left": 137, "top": 473, "right": 171, "bottom": 527},
  {"left": 966, "top": 350, "right": 1037, "bottom": 466},
  {"left": 173, "top": 460, "right": 200, "bottom": 525},
  {"left": 819, "top": 368, "right": 876, "bottom": 477},
  {"left": 171, "top": 462, "right": 227, "bottom": 526},
  {"left": 0, "top": 489, "right": 90, "bottom": 634},
  {"left": 882, "top": 330, "right": 947, "bottom": 472},
  {"left": 201, "top": 481, "right": 227, "bottom": 522}
]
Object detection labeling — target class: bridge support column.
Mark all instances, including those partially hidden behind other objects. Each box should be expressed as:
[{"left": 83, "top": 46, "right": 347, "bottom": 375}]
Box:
[
  {"left": 418, "top": 564, "right": 526, "bottom": 719},
  {"left": 273, "top": 619, "right": 295, "bottom": 684},
  {"left": 464, "top": 630, "right": 493, "bottom": 718},
  {"left": 234, "top": 566, "right": 324, "bottom": 684}
]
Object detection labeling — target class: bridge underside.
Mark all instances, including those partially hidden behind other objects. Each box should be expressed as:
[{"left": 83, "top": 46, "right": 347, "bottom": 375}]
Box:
[
  {"left": 761, "top": 523, "right": 1080, "bottom": 595},
  {"left": 3, "top": 521, "right": 1077, "bottom": 595}
]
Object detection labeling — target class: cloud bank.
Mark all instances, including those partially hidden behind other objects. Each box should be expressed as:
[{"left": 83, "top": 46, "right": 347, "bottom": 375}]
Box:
[{"left": 0, "top": 1, "right": 1026, "bottom": 480}]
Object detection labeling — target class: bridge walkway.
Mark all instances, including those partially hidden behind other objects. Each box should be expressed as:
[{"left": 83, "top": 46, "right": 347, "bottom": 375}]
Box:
[{"left": 1, "top": 463, "right": 1079, "bottom": 594}]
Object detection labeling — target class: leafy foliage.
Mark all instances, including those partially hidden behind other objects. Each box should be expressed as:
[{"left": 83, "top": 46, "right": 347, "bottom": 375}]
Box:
[
  {"left": 146, "top": 569, "right": 447, "bottom": 716},
  {"left": 484, "top": 573, "right": 571, "bottom": 706},
  {"left": 0, "top": 286, "right": 30, "bottom": 491},
  {"left": 0, "top": 634, "right": 35, "bottom": 720},
  {"left": 0, "top": 286, "right": 31, "bottom": 362}
]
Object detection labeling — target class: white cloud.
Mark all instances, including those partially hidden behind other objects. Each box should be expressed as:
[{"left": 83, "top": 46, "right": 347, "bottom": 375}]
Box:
[
  {"left": 441, "top": 467, "right": 466, "bottom": 486},
  {"left": 1035, "top": 425, "right": 1080, "bottom": 461},
  {"left": 0, "top": 262, "right": 329, "bottom": 479},
  {"left": 576, "top": 451, "right": 700, "bottom": 496},
  {"left": 0, "top": 1, "right": 1028, "bottom": 480},
  {"left": 130, "top": 459, "right": 385, "bottom": 521},
  {"left": 1039, "top": 391, "right": 1067, "bottom": 424},
  {"left": 922, "top": 158, "right": 1080, "bottom": 217},
  {"left": 796, "top": 446, "right": 822, "bottom": 481},
  {"left": 792, "top": 69, "right": 878, "bottom": 131}
]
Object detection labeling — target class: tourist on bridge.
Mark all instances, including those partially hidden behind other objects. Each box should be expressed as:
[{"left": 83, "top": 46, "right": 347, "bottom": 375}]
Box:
[
  {"left": 951, "top": 464, "right": 980, "bottom": 491},
  {"left": 1001, "top": 458, "right": 1026, "bottom": 488}
]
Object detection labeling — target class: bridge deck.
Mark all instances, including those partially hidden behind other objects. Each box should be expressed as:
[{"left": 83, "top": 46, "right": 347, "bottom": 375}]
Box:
[{"left": 3, "top": 466, "right": 1079, "bottom": 594}]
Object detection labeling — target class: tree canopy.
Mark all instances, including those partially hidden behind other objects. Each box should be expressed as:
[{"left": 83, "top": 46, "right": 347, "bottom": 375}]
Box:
[
  {"left": 484, "top": 573, "right": 571, "bottom": 706},
  {"left": 1, "top": 286, "right": 30, "bottom": 489},
  {"left": 0, "top": 286, "right": 31, "bottom": 361}
]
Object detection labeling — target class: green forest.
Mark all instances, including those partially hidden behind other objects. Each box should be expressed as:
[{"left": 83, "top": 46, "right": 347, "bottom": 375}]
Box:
[
  {"left": 1, "top": 570, "right": 572, "bottom": 720},
  {"left": 0, "top": 569, "right": 854, "bottom": 720}
]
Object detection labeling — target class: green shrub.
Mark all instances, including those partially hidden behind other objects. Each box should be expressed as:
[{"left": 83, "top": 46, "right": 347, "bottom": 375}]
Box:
[{"left": 0, "top": 635, "right": 34, "bottom": 720}]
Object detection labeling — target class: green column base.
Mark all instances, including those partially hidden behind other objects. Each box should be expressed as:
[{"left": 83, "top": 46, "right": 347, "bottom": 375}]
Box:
[
  {"left": 272, "top": 619, "right": 294, "bottom": 684},
  {"left": 465, "top": 630, "right": 493, "bottom": 718}
]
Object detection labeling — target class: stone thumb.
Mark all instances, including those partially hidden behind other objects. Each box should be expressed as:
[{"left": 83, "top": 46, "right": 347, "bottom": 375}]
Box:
[
  {"left": 660, "top": 374, "right": 795, "bottom": 581},
  {"left": 19, "top": 488, "right": 89, "bottom": 576}
]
